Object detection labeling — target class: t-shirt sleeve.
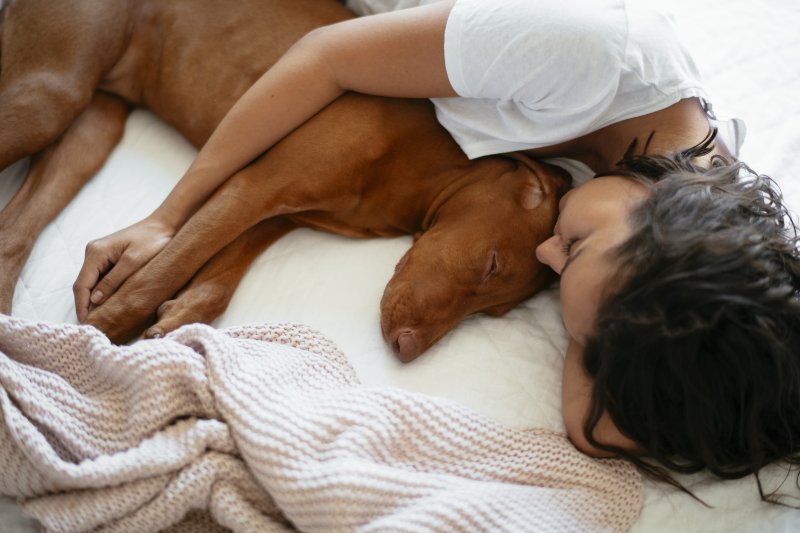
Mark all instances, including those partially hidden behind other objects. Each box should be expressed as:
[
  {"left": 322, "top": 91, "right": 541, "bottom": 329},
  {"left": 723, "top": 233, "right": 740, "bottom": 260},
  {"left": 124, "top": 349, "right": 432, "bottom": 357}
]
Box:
[{"left": 443, "top": 0, "right": 625, "bottom": 116}]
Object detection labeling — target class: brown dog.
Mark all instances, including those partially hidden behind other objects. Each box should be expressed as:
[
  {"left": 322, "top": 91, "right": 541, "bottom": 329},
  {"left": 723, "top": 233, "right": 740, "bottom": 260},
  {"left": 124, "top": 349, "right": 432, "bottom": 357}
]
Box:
[{"left": 0, "top": 0, "right": 569, "bottom": 361}]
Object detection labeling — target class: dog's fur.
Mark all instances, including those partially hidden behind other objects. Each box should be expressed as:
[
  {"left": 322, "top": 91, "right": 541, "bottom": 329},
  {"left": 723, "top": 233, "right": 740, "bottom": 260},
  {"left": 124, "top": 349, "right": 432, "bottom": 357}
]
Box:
[{"left": 0, "top": 0, "right": 569, "bottom": 361}]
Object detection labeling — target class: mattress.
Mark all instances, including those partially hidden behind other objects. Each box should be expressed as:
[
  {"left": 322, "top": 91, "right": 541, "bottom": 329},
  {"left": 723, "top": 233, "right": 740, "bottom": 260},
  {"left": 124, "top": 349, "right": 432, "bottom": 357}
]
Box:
[{"left": 1, "top": 0, "right": 799, "bottom": 531}]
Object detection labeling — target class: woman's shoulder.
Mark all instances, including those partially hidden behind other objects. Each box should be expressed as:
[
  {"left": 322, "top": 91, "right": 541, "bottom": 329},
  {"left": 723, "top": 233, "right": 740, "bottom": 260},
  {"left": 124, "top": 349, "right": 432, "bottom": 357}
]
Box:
[
  {"left": 444, "top": 0, "right": 627, "bottom": 100},
  {"left": 448, "top": 0, "right": 627, "bottom": 40},
  {"left": 622, "top": 1, "right": 704, "bottom": 88}
]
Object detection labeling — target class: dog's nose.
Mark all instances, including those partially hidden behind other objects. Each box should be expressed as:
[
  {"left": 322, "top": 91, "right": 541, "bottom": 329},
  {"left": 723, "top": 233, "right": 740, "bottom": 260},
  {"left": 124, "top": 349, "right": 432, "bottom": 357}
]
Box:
[{"left": 391, "top": 328, "right": 420, "bottom": 362}]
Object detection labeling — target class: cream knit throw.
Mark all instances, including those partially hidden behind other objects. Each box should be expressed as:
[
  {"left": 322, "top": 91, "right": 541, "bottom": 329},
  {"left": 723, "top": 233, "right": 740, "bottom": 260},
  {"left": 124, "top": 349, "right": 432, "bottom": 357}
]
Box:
[{"left": 0, "top": 316, "right": 642, "bottom": 532}]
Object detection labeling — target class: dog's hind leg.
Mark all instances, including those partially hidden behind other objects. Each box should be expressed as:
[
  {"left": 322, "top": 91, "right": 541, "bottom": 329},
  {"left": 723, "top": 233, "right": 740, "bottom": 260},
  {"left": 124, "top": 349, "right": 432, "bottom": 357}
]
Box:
[
  {"left": 145, "top": 217, "right": 298, "bottom": 339},
  {"left": 0, "top": 0, "right": 129, "bottom": 171},
  {"left": 0, "top": 92, "right": 130, "bottom": 314}
]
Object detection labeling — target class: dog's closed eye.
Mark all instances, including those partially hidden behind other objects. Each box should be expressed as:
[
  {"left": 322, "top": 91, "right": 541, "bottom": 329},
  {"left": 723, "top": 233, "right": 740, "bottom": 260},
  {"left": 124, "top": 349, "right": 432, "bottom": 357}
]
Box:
[{"left": 482, "top": 251, "right": 499, "bottom": 282}]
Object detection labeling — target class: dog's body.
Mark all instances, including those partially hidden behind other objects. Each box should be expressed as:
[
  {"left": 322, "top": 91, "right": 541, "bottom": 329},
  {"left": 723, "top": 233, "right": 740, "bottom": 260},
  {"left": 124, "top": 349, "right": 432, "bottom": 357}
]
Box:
[{"left": 0, "top": 0, "right": 568, "bottom": 360}]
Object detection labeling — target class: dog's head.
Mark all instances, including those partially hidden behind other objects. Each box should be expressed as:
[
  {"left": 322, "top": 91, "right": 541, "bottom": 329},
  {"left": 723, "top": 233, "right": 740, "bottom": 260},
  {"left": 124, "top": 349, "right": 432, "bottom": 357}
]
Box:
[{"left": 380, "top": 156, "right": 571, "bottom": 362}]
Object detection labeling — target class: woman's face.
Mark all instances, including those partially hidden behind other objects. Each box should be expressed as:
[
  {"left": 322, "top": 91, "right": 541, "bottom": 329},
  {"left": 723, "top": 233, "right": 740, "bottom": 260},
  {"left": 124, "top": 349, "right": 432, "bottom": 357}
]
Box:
[{"left": 535, "top": 176, "right": 649, "bottom": 344}]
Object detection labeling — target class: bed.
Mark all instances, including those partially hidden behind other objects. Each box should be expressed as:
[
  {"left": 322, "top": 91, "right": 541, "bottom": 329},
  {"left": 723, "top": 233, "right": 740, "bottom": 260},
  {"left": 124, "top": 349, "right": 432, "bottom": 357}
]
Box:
[{"left": 1, "top": 0, "right": 799, "bottom": 531}]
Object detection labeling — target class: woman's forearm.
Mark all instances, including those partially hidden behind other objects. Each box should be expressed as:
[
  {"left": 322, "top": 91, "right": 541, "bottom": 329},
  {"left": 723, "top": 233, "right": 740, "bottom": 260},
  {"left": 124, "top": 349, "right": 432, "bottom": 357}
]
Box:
[
  {"left": 150, "top": 36, "right": 344, "bottom": 230},
  {"left": 150, "top": 0, "right": 456, "bottom": 231}
]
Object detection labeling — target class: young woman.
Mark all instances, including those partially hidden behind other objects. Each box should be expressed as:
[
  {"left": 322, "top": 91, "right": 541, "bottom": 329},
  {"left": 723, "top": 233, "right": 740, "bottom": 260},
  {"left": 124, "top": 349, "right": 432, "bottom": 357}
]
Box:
[{"left": 73, "top": 0, "right": 800, "bottom": 498}]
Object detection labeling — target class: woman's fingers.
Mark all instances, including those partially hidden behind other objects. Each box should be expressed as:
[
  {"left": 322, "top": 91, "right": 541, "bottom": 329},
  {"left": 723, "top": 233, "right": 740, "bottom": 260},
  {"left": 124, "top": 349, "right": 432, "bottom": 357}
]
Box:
[
  {"left": 73, "top": 238, "right": 121, "bottom": 322},
  {"left": 74, "top": 218, "right": 176, "bottom": 322},
  {"left": 74, "top": 242, "right": 151, "bottom": 321},
  {"left": 88, "top": 252, "right": 142, "bottom": 307}
]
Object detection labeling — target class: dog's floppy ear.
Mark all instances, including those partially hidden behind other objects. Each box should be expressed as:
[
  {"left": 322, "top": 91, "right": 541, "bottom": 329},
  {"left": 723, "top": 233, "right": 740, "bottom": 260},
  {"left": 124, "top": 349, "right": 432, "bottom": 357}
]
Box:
[
  {"left": 517, "top": 177, "right": 544, "bottom": 210},
  {"left": 503, "top": 152, "right": 546, "bottom": 210}
]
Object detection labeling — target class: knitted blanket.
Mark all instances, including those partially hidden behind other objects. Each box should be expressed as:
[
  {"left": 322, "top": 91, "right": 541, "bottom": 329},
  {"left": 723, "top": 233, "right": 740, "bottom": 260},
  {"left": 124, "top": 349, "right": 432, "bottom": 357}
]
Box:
[{"left": 0, "top": 316, "right": 642, "bottom": 532}]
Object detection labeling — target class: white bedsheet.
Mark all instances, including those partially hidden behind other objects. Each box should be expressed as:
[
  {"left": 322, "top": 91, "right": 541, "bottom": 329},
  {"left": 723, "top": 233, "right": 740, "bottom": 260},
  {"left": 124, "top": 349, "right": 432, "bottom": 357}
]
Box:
[{"left": 2, "top": 0, "right": 799, "bottom": 531}]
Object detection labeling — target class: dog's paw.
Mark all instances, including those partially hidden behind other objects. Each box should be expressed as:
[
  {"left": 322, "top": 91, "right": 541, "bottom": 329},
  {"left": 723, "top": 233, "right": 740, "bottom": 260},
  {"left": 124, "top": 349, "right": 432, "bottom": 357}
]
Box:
[
  {"left": 145, "top": 280, "right": 233, "bottom": 339},
  {"left": 85, "top": 296, "right": 156, "bottom": 344}
]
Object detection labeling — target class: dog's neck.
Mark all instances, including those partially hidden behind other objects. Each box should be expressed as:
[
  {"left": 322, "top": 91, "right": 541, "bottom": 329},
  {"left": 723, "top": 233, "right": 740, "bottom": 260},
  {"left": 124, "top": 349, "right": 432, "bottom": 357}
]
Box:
[{"left": 419, "top": 157, "right": 511, "bottom": 233}]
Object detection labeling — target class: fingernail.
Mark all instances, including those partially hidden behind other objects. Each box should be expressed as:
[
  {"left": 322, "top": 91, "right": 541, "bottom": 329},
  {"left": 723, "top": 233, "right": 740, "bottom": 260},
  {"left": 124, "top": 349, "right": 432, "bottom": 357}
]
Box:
[{"left": 90, "top": 291, "right": 104, "bottom": 304}]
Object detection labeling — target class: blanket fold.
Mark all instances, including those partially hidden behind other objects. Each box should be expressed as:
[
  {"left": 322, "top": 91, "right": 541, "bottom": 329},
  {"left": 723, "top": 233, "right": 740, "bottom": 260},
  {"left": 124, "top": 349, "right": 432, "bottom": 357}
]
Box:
[{"left": 0, "top": 316, "right": 642, "bottom": 532}]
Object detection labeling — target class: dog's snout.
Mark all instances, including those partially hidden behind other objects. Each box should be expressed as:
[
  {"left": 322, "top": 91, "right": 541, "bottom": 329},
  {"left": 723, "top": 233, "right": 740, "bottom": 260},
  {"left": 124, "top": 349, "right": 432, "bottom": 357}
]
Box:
[{"left": 389, "top": 328, "right": 420, "bottom": 363}]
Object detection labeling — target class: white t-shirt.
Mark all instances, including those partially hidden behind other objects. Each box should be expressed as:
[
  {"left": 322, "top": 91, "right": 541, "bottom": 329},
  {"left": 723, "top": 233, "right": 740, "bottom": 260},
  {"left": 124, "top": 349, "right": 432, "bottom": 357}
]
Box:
[{"left": 346, "top": 0, "right": 745, "bottom": 179}]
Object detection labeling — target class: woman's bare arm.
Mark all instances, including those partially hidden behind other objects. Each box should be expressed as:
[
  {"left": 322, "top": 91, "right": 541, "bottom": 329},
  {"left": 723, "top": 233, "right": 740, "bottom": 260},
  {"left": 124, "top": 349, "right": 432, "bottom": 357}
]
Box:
[{"left": 153, "top": 0, "right": 457, "bottom": 229}]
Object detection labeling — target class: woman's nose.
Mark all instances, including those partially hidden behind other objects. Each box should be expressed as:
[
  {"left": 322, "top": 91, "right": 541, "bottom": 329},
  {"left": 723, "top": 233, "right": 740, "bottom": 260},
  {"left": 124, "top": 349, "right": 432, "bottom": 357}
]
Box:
[{"left": 535, "top": 235, "right": 566, "bottom": 275}]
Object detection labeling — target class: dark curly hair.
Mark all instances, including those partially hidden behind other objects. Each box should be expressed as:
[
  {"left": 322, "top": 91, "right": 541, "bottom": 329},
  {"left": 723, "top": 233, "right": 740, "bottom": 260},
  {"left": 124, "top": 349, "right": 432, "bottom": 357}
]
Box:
[{"left": 584, "top": 129, "right": 800, "bottom": 505}]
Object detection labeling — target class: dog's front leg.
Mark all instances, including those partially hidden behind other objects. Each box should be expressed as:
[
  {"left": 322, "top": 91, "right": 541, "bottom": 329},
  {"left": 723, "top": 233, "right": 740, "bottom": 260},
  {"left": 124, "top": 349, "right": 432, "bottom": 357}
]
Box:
[
  {"left": 144, "top": 217, "right": 298, "bottom": 339},
  {"left": 0, "top": 92, "right": 130, "bottom": 314},
  {"left": 83, "top": 150, "right": 351, "bottom": 343},
  {"left": 82, "top": 94, "right": 391, "bottom": 343}
]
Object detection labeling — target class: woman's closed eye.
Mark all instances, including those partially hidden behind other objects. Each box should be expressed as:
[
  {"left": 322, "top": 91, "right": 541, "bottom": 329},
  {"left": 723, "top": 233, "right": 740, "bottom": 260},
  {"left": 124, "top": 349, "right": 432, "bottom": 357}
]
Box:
[
  {"left": 562, "top": 238, "right": 577, "bottom": 256},
  {"left": 560, "top": 237, "right": 583, "bottom": 276}
]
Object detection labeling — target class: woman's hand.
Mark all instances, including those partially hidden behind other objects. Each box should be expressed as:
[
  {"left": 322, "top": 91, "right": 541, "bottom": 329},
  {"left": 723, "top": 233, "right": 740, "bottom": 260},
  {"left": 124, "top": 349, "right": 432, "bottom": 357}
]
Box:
[{"left": 73, "top": 216, "right": 175, "bottom": 322}]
